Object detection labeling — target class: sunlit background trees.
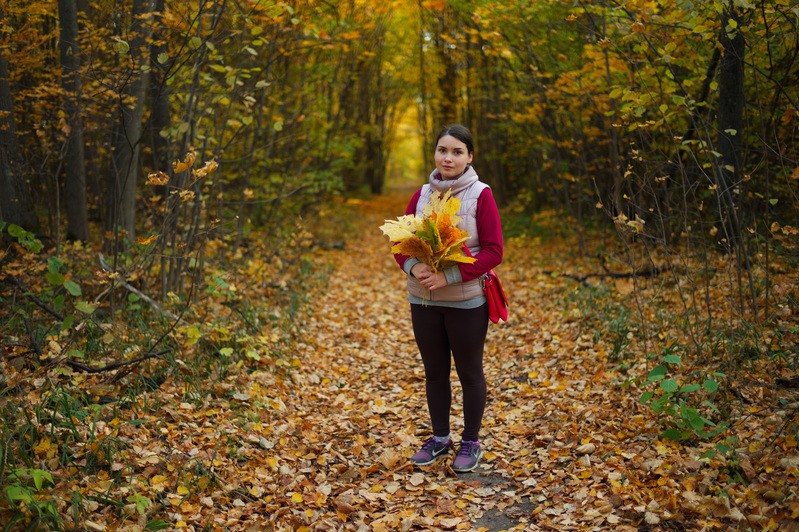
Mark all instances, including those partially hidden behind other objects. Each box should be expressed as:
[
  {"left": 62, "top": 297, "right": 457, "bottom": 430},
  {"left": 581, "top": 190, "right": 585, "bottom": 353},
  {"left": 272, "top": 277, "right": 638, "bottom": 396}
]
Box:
[{"left": 3, "top": 0, "right": 797, "bottom": 307}]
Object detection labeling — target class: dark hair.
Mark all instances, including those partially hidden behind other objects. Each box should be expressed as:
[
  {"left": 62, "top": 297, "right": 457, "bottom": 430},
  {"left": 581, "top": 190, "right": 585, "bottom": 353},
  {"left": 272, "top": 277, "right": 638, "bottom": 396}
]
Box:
[{"left": 436, "top": 124, "right": 474, "bottom": 155}]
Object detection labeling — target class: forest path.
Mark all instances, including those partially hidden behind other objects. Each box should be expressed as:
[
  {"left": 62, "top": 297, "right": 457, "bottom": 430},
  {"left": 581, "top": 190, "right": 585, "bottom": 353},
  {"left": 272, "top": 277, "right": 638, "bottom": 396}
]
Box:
[{"left": 267, "top": 187, "right": 645, "bottom": 530}]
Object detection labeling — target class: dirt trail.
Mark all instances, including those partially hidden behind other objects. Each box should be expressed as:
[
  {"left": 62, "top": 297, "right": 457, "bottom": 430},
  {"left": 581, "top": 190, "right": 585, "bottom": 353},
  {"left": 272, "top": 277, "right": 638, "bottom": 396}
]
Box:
[{"left": 252, "top": 188, "right": 645, "bottom": 531}]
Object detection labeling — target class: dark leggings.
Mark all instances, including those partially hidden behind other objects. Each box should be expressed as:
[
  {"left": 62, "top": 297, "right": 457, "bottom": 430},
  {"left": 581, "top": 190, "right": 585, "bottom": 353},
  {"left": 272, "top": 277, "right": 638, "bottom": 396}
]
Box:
[{"left": 411, "top": 303, "right": 488, "bottom": 442}]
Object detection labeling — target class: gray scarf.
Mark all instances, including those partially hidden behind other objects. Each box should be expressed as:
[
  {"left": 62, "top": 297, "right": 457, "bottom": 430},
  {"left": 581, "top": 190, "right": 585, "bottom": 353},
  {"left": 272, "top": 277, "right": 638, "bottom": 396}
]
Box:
[{"left": 428, "top": 165, "right": 479, "bottom": 196}]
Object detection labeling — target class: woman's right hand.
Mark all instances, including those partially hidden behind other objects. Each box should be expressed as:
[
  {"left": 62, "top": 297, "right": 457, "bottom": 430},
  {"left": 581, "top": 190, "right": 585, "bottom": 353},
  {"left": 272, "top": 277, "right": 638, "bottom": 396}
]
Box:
[
  {"left": 411, "top": 263, "right": 433, "bottom": 279},
  {"left": 412, "top": 263, "right": 447, "bottom": 291}
]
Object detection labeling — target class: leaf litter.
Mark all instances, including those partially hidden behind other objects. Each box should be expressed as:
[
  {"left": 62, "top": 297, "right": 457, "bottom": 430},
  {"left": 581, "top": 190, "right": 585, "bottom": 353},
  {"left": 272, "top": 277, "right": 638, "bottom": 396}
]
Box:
[{"left": 2, "top": 188, "right": 797, "bottom": 530}]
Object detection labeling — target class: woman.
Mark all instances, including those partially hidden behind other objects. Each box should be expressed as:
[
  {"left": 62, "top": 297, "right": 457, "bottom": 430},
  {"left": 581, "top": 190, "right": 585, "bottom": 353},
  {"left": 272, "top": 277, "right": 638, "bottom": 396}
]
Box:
[{"left": 393, "top": 124, "right": 503, "bottom": 472}]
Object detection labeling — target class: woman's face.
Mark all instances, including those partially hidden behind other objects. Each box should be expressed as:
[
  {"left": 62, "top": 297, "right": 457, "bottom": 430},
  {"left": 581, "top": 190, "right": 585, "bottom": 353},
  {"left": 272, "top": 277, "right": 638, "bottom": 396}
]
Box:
[{"left": 434, "top": 135, "right": 473, "bottom": 180}]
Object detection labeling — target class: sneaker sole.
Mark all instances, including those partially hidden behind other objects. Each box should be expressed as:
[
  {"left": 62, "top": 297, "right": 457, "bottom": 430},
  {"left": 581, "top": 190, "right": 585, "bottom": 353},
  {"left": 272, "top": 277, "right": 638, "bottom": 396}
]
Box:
[{"left": 452, "top": 450, "right": 484, "bottom": 473}]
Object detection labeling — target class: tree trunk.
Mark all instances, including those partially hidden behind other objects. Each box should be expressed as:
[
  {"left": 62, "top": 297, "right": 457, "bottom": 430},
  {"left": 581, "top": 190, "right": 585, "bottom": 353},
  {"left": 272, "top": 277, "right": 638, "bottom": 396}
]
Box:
[
  {"left": 716, "top": 3, "right": 746, "bottom": 243},
  {"left": 59, "top": 0, "right": 89, "bottom": 241},
  {"left": 147, "top": 0, "right": 171, "bottom": 176},
  {"left": 106, "top": 0, "right": 154, "bottom": 241},
  {"left": 0, "top": 47, "right": 38, "bottom": 231}
]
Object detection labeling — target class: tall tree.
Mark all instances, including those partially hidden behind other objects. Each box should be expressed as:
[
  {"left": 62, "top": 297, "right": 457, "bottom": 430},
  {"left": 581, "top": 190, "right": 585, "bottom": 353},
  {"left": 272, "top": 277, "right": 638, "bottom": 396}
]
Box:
[
  {"left": 146, "top": 0, "right": 171, "bottom": 177},
  {"left": 0, "top": 46, "right": 38, "bottom": 231},
  {"left": 107, "top": 0, "right": 154, "bottom": 241},
  {"left": 59, "top": 0, "right": 89, "bottom": 241},
  {"left": 716, "top": 2, "right": 746, "bottom": 245}
]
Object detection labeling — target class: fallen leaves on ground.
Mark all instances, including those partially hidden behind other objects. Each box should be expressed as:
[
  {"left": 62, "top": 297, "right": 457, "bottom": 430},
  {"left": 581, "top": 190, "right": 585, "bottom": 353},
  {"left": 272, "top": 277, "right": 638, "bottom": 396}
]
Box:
[{"left": 1, "top": 188, "right": 797, "bottom": 530}]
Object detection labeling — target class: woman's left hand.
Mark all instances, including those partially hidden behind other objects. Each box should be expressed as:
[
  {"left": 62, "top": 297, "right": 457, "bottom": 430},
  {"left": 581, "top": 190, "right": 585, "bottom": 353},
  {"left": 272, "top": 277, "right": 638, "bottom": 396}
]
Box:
[{"left": 420, "top": 271, "right": 448, "bottom": 291}]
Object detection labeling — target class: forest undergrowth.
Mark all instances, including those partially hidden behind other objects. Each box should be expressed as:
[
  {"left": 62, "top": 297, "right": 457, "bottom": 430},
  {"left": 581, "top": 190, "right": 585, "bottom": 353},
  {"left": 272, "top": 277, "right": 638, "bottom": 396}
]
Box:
[{"left": 1, "top": 187, "right": 798, "bottom": 530}]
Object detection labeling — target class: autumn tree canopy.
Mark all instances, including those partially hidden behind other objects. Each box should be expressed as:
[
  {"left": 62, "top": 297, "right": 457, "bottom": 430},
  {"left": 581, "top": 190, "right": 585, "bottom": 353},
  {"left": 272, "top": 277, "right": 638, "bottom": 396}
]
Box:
[{"left": 0, "top": 0, "right": 797, "bottom": 529}]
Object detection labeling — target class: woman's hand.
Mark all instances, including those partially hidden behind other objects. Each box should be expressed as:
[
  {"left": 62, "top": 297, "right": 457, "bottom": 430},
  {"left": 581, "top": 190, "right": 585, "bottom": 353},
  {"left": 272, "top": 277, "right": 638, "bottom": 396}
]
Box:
[{"left": 412, "top": 263, "right": 448, "bottom": 291}]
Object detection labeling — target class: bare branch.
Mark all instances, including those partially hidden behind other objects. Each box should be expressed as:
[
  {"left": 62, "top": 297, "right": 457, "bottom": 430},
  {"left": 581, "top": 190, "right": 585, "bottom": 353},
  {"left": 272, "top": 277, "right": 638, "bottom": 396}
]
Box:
[{"left": 65, "top": 349, "right": 168, "bottom": 374}]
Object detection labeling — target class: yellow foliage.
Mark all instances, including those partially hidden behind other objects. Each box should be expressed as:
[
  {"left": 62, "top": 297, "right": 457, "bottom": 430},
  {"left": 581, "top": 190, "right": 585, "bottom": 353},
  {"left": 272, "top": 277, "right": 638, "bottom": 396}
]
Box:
[
  {"left": 172, "top": 151, "right": 196, "bottom": 173},
  {"left": 379, "top": 214, "right": 421, "bottom": 241},
  {"left": 381, "top": 190, "right": 476, "bottom": 272},
  {"left": 146, "top": 171, "right": 169, "bottom": 186}
]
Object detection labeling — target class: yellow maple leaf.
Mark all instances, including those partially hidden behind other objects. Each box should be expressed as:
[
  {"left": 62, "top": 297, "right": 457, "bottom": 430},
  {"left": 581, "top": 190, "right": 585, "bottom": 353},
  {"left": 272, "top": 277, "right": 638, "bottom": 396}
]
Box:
[
  {"left": 424, "top": 190, "right": 462, "bottom": 225},
  {"left": 437, "top": 244, "right": 476, "bottom": 267},
  {"left": 379, "top": 214, "right": 421, "bottom": 241}
]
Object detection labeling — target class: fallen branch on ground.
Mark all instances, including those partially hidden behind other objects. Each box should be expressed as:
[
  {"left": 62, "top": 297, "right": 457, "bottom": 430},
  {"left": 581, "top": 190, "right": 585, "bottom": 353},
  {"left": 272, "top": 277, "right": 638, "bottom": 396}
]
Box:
[
  {"left": 2, "top": 275, "right": 65, "bottom": 321},
  {"left": 98, "top": 253, "right": 181, "bottom": 322},
  {"left": 65, "top": 349, "right": 169, "bottom": 374},
  {"left": 544, "top": 266, "right": 668, "bottom": 284}
]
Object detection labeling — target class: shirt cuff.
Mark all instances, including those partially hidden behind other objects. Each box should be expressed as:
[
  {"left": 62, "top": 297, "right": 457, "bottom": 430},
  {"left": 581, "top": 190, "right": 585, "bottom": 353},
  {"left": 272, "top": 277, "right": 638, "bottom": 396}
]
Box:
[
  {"left": 404, "top": 258, "right": 422, "bottom": 276},
  {"left": 444, "top": 266, "right": 463, "bottom": 285}
]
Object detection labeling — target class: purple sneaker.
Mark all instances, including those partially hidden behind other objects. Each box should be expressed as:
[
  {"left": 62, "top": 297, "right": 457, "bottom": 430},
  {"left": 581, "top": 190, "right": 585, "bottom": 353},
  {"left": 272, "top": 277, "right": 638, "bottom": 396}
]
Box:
[
  {"left": 452, "top": 441, "right": 483, "bottom": 472},
  {"left": 410, "top": 437, "right": 453, "bottom": 466}
]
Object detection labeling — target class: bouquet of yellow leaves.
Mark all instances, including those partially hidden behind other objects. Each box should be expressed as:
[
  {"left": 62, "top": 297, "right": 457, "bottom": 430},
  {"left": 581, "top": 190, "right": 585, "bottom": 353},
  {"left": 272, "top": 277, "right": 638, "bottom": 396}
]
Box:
[{"left": 380, "top": 190, "right": 476, "bottom": 272}]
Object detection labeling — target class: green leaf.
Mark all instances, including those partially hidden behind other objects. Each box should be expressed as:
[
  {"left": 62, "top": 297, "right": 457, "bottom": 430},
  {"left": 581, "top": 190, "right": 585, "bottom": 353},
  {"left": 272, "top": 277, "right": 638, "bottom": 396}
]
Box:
[
  {"left": 700, "top": 448, "right": 717, "bottom": 459},
  {"left": 680, "top": 383, "right": 701, "bottom": 394},
  {"left": 647, "top": 365, "right": 667, "bottom": 382},
  {"left": 651, "top": 396, "right": 668, "bottom": 413},
  {"left": 128, "top": 493, "right": 153, "bottom": 514},
  {"left": 66, "top": 348, "right": 85, "bottom": 360},
  {"left": 273, "top": 121, "right": 284, "bottom": 132},
  {"left": 6, "top": 485, "right": 34, "bottom": 503},
  {"left": 75, "top": 301, "right": 96, "bottom": 314},
  {"left": 185, "top": 326, "right": 202, "bottom": 346},
  {"left": 157, "top": 52, "right": 169, "bottom": 64},
  {"left": 219, "top": 347, "right": 233, "bottom": 357},
  {"left": 663, "top": 427, "right": 684, "bottom": 440},
  {"left": 46, "top": 272, "right": 65, "bottom": 286},
  {"left": 8, "top": 224, "right": 24, "bottom": 238},
  {"left": 47, "top": 256, "right": 63, "bottom": 273},
  {"left": 63, "top": 280, "right": 82, "bottom": 297},
  {"left": 115, "top": 38, "right": 130, "bottom": 54},
  {"left": 660, "top": 379, "right": 679, "bottom": 393},
  {"left": 662, "top": 354, "right": 682, "bottom": 365},
  {"left": 639, "top": 391, "right": 654, "bottom": 404},
  {"left": 30, "top": 469, "right": 53, "bottom": 491},
  {"left": 703, "top": 379, "right": 719, "bottom": 393}
]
